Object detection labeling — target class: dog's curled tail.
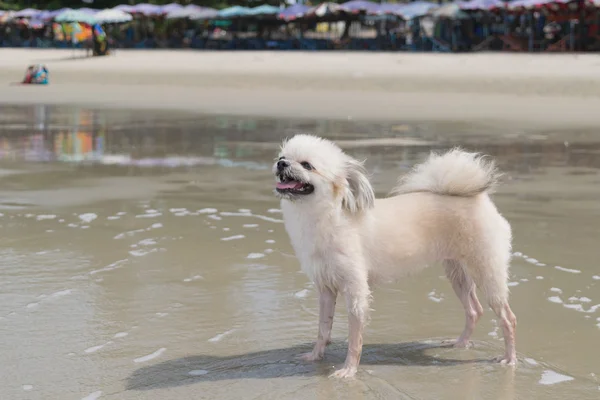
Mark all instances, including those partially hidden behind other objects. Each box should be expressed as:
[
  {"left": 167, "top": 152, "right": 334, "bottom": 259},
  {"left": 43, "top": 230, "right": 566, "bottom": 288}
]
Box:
[{"left": 391, "top": 148, "right": 501, "bottom": 197}]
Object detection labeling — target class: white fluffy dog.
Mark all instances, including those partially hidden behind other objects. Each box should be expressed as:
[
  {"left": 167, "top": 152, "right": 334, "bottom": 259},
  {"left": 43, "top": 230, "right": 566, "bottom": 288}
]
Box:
[{"left": 273, "top": 134, "right": 516, "bottom": 378}]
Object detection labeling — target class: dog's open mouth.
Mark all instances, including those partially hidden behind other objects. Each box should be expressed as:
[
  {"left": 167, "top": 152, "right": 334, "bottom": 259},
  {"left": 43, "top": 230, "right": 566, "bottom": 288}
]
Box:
[{"left": 276, "top": 177, "right": 314, "bottom": 195}]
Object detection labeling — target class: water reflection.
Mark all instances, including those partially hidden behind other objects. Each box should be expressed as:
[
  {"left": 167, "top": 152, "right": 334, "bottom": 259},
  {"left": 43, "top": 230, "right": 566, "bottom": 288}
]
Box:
[{"left": 0, "top": 105, "right": 599, "bottom": 175}]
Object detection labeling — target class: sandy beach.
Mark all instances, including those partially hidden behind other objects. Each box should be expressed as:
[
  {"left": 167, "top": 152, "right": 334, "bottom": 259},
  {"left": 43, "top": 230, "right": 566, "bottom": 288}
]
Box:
[{"left": 2, "top": 49, "right": 600, "bottom": 129}]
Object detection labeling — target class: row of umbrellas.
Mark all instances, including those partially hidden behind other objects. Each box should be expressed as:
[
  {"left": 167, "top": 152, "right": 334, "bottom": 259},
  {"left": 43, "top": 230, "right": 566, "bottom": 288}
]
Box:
[
  {"left": 279, "top": 0, "right": 586, "bottom": 20},
  {"left": 1, "top": 8, "right": 133, "bottom": 25},
  {"left": 1, "top": 0, "right": 589, "bottom": 26}
]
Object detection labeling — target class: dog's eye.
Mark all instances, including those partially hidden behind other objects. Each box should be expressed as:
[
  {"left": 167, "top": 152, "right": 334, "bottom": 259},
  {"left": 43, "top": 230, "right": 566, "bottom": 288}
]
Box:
[
  {"left": 278, "top": 156, "right": 285, "bottom": 160},
  {"left": 300, "top": 161, "right": 313, "bottom": 170}
]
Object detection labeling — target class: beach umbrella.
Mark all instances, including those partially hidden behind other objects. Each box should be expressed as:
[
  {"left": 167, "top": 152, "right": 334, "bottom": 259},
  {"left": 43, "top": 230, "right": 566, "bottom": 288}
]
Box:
[
  {"left": 28, "top": 18, "right": 46, "bottom": 29},
  {"left": 508, "top": 0, "right": 576, "bottom": 10},
  {"left": 130, "top": 3, "right": 163, "bottom": 16},
  {"left": 161, "top": 3, "right": 184, "bottom": 14},
  {"left": 458, "top": 0, "right": 505, "bottom": 10},
  {"left": 307, "top": 2, "right": 345, "bottom": 18},
  {"left": 14, "top": 8, "right": 41, "bottom": 18},
  {"left": 44, "top": 8, "right": 72, "bottom": 20},
  {"left": 79, "top": 8, "right": 99, "bottom": 15},
  {"left": 166, "top": 5, "right": 205, "bottom": 20},
  {"left": 341, "top": 1, "right": 381, "bottom": 14},
  {"left": 248, "top": 5, "right": 281, "bottom": 16},
  {"left": 279, "top": 4, "right": 311, "bottom": 21},
  {"left": 505, "top": 0, "right": 541, "bottom": 10},
  {"left": 95, "top": 9, "right": 133, "bottom": 24},
  {"left": 217, "top": 6, "right": 252, "bottom": 18},
  {"left": 430, "top": 3, "right": 469, "bottom": 19},
  {"left": 395, "top": 1, "right": 439, "bottom": 20},
  {"left": 189, "top": 9, "right": 220, "bottom": 21},
  {"left": 113, "top": 5, "right": 135, "bottom": 13},
  {"left": 55, "top": 10, "right": 97, "bottom": 25},
  {"left": 161, "top": 3, "right": 183, "bottom": 14},
  {"left": 378, "top": 3, "right": 407, "bottom": 15}
]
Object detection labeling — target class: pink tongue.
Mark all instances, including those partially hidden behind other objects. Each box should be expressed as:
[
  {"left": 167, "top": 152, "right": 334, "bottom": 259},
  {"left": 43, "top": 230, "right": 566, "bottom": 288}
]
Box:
[{"left": 277, "top": 181, "right": 303, "bottom": 190}]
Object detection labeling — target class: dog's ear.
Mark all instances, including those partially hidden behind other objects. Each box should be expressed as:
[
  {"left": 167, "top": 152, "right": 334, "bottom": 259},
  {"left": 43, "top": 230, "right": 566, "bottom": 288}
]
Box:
[{"left": 342, "top": 158, "right": 375, "bottom": 213}]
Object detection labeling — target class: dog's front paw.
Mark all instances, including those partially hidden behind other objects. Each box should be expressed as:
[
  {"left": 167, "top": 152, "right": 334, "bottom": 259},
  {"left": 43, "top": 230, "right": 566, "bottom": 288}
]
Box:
[
  {"left": 494, "top": 355, "right": 517, "bottom": 366},
  {"left": 329, "top": 366, "right": 357, "bottom": 379},
  {"left": 296, "top": 351, "right": 322, "bottom": 362}
]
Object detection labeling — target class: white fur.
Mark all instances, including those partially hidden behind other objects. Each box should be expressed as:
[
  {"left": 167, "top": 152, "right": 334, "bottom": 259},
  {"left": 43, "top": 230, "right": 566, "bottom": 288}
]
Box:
[
  {"left": 392, "top": 148, "right": 500, "bottom": 197},
  {"left": 275, "top": 134, "right": 517, "bottom": 378}
]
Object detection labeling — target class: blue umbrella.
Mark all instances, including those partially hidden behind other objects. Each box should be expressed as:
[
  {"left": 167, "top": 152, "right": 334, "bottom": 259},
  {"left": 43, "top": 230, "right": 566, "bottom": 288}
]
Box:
[
  {"left": 217, "top": 6, "right": 251, "bottom": 18},
  {"left": 459, "top": 0, "right": 504, "bottom": 10},
  {"left": 248, "top": 5, "right": 280, "bottom": 16}
]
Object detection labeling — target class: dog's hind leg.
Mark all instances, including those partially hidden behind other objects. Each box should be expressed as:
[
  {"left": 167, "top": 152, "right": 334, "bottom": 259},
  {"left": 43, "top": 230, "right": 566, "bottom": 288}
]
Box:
[
  {"left": 464, "top": 255, "right": 517, "bottom": 365},
  {"left": 444, "top": 260, "right": 484, "bottom": 348}
]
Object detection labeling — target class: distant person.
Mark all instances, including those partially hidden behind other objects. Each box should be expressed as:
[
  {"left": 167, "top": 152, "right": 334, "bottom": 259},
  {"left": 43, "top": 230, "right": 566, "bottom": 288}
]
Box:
[{"left": 92, "top": 24, "right": 109, "bottom": 56}]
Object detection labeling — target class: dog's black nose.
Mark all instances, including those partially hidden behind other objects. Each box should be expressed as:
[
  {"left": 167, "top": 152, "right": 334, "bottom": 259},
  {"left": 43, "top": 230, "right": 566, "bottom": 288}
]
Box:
[{"left": 277, "top": 160, "right": 289, "bottom": 171}]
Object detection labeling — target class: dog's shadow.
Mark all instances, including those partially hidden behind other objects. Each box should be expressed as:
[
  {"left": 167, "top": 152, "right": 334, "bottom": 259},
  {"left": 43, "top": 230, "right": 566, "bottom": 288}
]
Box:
[{"left": 126, "top": 340, "right": 496, "bottom": 391}]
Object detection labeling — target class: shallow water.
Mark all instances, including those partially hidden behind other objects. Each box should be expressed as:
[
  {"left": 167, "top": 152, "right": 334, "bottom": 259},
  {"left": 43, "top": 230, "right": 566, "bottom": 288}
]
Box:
[{"left": 0, "top": 105, "right": 599, "bottom": 400}]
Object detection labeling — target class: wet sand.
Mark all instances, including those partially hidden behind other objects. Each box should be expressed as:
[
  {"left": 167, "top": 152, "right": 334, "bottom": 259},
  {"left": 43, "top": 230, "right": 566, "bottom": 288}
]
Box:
[
  {"left": 0, "top": 106, "right": 599, "bottom": 399},
  {"left": 3, "top": 50, "right": 600, "bottom": 129}
]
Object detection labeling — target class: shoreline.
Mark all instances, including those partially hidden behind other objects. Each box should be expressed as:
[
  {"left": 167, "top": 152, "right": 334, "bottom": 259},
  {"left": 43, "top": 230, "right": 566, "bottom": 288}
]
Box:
[{"left": 2, "top": 49, "right": 600, "bottom": 130}]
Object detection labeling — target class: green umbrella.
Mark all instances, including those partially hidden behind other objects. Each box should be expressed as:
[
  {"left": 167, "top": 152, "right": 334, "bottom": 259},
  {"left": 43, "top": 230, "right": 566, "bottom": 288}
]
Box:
[{"left": 55, "top": 10, "right": 97, "bottom": 25}]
